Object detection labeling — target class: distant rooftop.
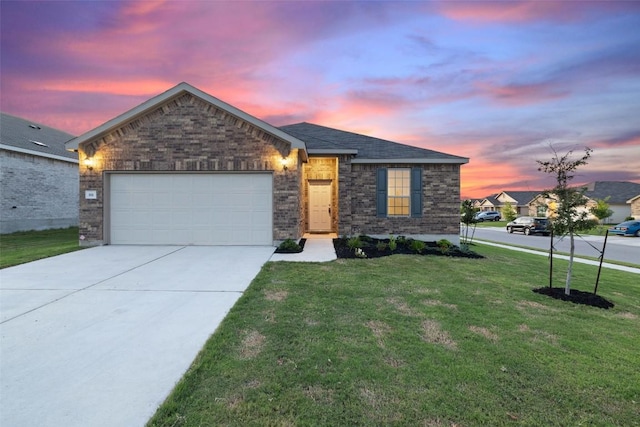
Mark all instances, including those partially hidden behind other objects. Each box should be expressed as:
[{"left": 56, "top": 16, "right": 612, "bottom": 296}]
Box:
[{"left": 1, "top": 113, "right": 77, "bottom": 162}]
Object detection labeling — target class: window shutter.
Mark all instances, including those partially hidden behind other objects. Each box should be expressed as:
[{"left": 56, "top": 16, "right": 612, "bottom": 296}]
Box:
[
  {"left": 410, "top": 168, "right": 422, "bottom": 218},
  {"left": 376, "top": 168, "right": 387, "bottom": 217}
]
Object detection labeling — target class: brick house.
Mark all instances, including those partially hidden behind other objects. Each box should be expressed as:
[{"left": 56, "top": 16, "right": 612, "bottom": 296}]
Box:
[
  {"left": 1, "top": 113, "right": 78, "bottom": 233},
  {"left": 65, "top": 82, "right": 468, "bottom": 246}
]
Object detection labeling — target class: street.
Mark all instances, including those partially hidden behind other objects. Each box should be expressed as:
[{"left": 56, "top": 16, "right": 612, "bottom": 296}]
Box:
[{"left": 466, "top": 226, "right": 640, "bottom": 266}]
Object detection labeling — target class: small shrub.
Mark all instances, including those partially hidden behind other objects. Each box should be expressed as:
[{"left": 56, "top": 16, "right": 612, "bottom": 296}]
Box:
[
  {"left": 624, "top": 216, "right": 634, "bottom": 221},
  {"left": 437, "top": 239, "right": 453, "bottom": 254},
  {"left": 396, "top": 236, "right": 408, "bottom": 247},
  {"left": 409, "top": 239, "right": 426, "bottom": 254},
  {"left": 376, "top": 241, "right": 388, "bottom": 252},
  {"left": 388, "top": 235, "right": 397, "bottom": 252},
  {"left": 347, "top": 236, "right": 363, "bottom": 250},
  {"left": 278, "top": 239, "right": 301, "bottom": 252}
]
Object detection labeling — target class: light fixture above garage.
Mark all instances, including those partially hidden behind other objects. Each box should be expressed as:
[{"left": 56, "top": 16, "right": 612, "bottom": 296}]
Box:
[
  {"left": 280, "top": 157, "right": 289, "bottom": 171},
  {"left": 84, "top": 157, "right": 95, "bottom": 170}
]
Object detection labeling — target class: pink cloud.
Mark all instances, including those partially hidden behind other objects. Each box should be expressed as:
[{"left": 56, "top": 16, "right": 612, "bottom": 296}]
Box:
[
  {"left": 435, "top": 0, "right": 639, "bottom": 24},
  {"left": 475, "top": 81, "right": 569, "bottom": 105}
]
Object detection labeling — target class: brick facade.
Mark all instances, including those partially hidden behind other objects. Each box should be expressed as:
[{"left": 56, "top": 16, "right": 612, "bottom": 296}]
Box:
[
  {"left": 78, "top": 93, "right": 302, "bottom": 245},
  {"left": 0, "top": 150, "right": 78, "bottom": 233},
  {"left": 339, "top": 163, "right": 461, "bottom": 238}
]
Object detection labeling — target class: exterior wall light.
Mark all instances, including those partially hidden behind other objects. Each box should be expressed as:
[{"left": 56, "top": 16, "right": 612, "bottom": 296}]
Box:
[
  {"left": 280, "top": 157, "right": 289, "bottom": 171},
  {"left": 84, "top": 157, "right": 95, "bottom": 170}
]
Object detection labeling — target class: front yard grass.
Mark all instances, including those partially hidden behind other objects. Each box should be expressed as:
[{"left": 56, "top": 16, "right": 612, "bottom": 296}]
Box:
[
  {"left": 148, "top": 245, "right": 640, "bottom": 426},
  {"left": 0, "top": 227, "right": 82, "bottom": 268}
]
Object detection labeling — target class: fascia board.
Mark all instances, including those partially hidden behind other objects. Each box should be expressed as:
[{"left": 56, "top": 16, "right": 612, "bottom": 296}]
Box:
[{"left": 307, "top": 149, "right": 358, "bottom": 155}]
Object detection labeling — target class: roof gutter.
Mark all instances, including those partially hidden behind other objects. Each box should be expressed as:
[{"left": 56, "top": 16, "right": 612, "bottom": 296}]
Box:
[{"left": 351, "top": 157, "right": 469, "bottom": 165}]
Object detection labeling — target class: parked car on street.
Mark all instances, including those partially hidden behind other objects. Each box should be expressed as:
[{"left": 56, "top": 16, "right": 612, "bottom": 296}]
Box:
[
  {"left": 608, "top": 220, "right": 640, "bottom": 237},
  {"left": 506, "top": 217, "right": 550, "bottom": 236},
  {"left": 474, "top": 211, "right": 501, "bottom": 222}
]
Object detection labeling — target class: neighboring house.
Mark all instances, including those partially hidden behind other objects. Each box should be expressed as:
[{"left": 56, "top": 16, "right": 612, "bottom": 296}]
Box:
[
  {"left": 64, "top": 82, "right": 468, "bottom": 247},
  {"left": 582, "top": 181, "right": 640, "bottom": 223},
  {"left": 474, "top": 196, "right": 498, "bottom": 212},
  {"left": 526, "top": 181, "right": 640, "bottom": 223},
  {"left": 628, "top": 195, "right": 640, "bottom": 220},
  {"left": 0, "top": 113, "right": 78, "bottom": 234},
  {"left": 493, "top": 191, "right": 540, "bottom": 216}
]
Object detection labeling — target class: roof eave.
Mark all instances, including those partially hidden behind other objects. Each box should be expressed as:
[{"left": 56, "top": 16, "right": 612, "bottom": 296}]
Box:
[
  {"left": 65, "top": 82, "right": 308, "bottom": 155},
  {"left": 351, "top": 157, "right": 469, "bottom": 165},
  {"left": 1, "top": 144, "right": 79, "bottom": 163}
]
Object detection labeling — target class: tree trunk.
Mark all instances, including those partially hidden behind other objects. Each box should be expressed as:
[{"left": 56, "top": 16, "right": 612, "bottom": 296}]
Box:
[{"left": 565, "top": 232, "right": 575, "bottom": 295}]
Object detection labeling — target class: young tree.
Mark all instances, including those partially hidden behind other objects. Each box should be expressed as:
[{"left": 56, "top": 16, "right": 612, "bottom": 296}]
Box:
[
  {"left": 460, "top": 200, "right": 478, "bottom": 250},
  {"left": 537, "top": 147, "right": 595, "bottom": 295},
  {"left": 590, "top": 197, "right": 614, "bottom": 224},
  {"left": 501, "top": 202, "right": 517, "bottom": 222}
]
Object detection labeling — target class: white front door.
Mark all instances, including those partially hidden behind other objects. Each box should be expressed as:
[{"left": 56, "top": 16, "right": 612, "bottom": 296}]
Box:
[{"left": 308, "top": 181, "right": 332, "bottom": 232}]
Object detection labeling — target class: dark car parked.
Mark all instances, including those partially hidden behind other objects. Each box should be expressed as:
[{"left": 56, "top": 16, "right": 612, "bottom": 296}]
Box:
[
  {"left": 506, "top": 217, "right": 550, "bottom": 236},
  {"left": 474, "top": 211, "right": 501, "bottom": 222}
]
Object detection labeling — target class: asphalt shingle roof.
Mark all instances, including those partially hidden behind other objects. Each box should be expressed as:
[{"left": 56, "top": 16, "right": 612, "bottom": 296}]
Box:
[
  {"left": 1, "top": 113, "right": 77, "bottom": 161},
  {"left": 280, "top": 122, "right": 468, "bottom": 163},
  {"left": 500, "top": 191, "right": 541, "bottom": 205},
  {"left": 584, "top": 181, "right": 640, "bottom": 204}
]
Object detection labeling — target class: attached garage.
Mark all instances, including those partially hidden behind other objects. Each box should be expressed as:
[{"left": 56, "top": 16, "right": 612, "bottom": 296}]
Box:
[{"left": 108, "top": 173, "right": 273, "bottom": 245}]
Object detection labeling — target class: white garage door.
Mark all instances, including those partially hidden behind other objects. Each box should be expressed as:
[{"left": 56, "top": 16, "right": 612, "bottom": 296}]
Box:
[{"left": 109, "top": 173, "right": 272, "bottom": 245}]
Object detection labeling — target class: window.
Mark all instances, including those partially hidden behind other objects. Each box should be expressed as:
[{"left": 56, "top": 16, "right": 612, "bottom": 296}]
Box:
[
  {"left": 376, "top": 168, "right": 422, "bottom": 218},
  {"left": 536, "top": 205, "right": 547, "bottom": 216},
  {"left": 387, "top": 169, "right": 410, "bottom": 216}
]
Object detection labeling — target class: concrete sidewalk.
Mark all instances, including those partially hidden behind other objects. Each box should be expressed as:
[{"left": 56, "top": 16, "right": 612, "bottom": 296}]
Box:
[
  {"left": 476, "top": 239, "right": 640, "bottom": 274},
  {"left": 270, "top": 234, "right": 337, "bottom": 262}
]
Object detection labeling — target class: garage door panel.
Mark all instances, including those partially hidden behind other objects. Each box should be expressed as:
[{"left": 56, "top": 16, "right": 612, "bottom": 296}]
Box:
[{"left": 109, "top": 173, "right": 272, "bottom": 245}]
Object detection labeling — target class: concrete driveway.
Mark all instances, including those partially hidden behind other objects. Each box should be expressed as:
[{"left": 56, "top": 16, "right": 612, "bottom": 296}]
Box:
[{"left": 0, "top": 245, "right": 275, "bottom": 427}]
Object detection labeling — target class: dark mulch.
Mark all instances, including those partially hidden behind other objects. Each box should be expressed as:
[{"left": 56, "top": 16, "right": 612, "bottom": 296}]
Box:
[
  {"left": 333, "top": 236, "right": 483, "bottom": 259},
  {"left": 274, "top": 238, "right": 307, "bottom": 254},
  {"left": 533, "top": 287, "right": 615, "bottom": 309}
]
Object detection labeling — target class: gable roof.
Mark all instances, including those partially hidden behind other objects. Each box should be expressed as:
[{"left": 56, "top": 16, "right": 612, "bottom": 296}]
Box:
[
  {"left": 279, "top": 122, "right": 468, "bottom": 164},
  {"left": 496, "top": 190, "right": 541, "bottom": 205},
  {"left": 65, "top": 82, "right": 308, "bottom": 157},
  {"left": 584, "top": 181, "right": 640, "bottom": 204},
  {"left": 1, "top": 113, "right": 77, "bottom": 163}
]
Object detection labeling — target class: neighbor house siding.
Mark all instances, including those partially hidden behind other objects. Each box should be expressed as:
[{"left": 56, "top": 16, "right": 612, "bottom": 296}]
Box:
[
  {"left": 78, "top": 93, "right": 301, "bottom": 245},
  {"left": 342, "top": 163, "right": 460, "bottom": 238},
  {"left": 0, "top": 149, "right": 78, "bottom": 233}
]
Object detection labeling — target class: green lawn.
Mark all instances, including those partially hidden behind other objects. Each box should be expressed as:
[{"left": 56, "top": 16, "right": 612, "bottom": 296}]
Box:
[
  {"left": 0, "top": 227, "right": 82, "bottom": 269},
  {"left": 148, "top": 246, "right": 640, "bottom": 426}
]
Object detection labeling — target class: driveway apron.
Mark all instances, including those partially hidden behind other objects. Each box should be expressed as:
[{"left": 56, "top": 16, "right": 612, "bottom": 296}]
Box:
[{"left": 0, "top": 245, "right": 274, "bottom": 427}]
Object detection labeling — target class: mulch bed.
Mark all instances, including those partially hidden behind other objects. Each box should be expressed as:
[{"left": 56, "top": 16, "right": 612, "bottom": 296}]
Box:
[
  {"left": 533, "top": 287, "right": 615, "bottom": 309},
  {"left": 333, "top": 236, "right": 483, "bottom": 259},
  {"left": 274, "top": 238, "right": 306, "bottom": 254}
]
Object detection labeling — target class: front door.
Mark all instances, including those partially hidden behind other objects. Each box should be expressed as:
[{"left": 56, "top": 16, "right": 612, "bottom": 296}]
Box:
[{"left": 309, "top": 181, "right": 332, "bottom": 232}]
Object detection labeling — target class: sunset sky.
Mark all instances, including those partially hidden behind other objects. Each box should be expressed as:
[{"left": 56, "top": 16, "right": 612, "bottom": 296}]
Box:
[{"left": 1, "top": 0, "right": 639, "bottom": 199}]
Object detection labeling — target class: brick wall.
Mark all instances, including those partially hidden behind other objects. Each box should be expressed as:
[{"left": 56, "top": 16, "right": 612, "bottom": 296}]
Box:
[
  {"left": 0, "top": 150, "right": 78, "bottom": 233},
  {"left": 341, "top": 163, "right": 461, "bottom": 238},
  {"left": 78, "top": 93, "right": 301, "bottom": 245}
]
